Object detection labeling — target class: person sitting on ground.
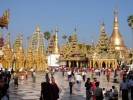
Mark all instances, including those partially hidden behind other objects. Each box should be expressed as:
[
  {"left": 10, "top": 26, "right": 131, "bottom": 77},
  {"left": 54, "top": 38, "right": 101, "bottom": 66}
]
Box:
[
  {"left": 109, "top": 89, "right": 113, "bottom": 100},
  {"left": 102, "top": 88, "right": 106, "bottom": 97},
  {"left": 112, "top": 86, "right": 118, "bottom": 100}
]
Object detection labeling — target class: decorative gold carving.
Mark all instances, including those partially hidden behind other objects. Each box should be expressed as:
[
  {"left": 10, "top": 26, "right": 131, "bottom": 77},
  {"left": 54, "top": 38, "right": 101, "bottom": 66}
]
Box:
[{"left": 0, "top": 9, "right": 10, "bottom": 29}]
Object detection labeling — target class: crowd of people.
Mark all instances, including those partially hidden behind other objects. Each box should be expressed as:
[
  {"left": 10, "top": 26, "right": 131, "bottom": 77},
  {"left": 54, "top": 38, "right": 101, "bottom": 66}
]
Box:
[
  {"left": 0, "top": 64, "right": 133, "bottom": 100},
  {"left": 53, "top": 66, "right": 133, "bottom": 100}
]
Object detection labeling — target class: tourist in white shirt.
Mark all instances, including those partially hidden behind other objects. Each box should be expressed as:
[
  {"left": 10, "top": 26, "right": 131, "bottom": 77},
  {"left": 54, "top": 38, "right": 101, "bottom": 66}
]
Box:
[
  {"left": 82, "top": 71, "right": 86, "bottom": 81},
  {"left": 67, "top": 70, "right": 71, "bottom": 79},
  {"left": 76, "top": 73, "right": 82, "bottom": 91}
]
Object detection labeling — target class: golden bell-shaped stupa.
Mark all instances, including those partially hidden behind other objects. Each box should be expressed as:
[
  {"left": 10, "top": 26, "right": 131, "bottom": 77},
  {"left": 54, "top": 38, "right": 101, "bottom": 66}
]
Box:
[{"left": 110, "top": 9, "right": 127, "bottom": 51}]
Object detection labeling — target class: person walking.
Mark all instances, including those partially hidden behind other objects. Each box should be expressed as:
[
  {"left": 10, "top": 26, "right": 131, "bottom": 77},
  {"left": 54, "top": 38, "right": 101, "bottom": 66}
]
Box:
[
  {"left": 40, "top": 78, "right": 53, "bottom": 100},
  {"left": 85, "top": 78, "right": 92, "bottom": 100},
  {"left": 129, "top": 76, "right": 133, "bottom": 100},
  {"left": 68, "top": 75, "right": 74, "bottom": 94},
  {"left": 33, "top": 70, "right": 36, "bottom": 82},
  {"left": 14, "top": 71, "right": 19, "bottom": 87},
  {"left": 76, "top": 73, "right": 82, "bottom": 91},
  {"left": 94, "top": 82, "right": 103, "bottom": 100},
  {"left": 120, "top": 78, "right": 129, "bottom": 100},
  {"left": 51, "top": 77, "right": 59, "bottom": 100}
]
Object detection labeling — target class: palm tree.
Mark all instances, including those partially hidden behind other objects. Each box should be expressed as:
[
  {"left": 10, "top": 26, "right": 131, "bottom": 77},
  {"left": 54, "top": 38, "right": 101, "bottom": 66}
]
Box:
[
  {"left": 62, "top": 35, "right": 67, "bottom": 43},
  {"left": 127, "top": 15, "right": 133, "bottom": 63},
  {"left": 68, "top": 35, "right": 73, "bottom": 43}
]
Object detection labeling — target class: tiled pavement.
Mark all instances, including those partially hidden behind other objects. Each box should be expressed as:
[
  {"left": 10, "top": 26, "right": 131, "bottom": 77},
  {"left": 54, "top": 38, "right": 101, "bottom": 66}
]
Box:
[{"left": 8, "top": 71, "right": 131, "bottom": 100}]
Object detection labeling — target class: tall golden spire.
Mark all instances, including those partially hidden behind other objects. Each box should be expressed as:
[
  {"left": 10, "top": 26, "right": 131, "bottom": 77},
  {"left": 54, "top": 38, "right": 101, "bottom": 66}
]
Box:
[
  {"left": 7, "top": 32, "right": 11, "bottom": 49},
  {"left": 114, "top": 9, "right": 118, "bottom": 30},
  {"left": 54, "top": 25, "right": 59, "bottom": 54},
  {"left": 110, "top": 9, "right": 127, "bottom": 51},
  {"left": 19, "top": 34, "right": 23, "bottom": 50},
  {"left": 72, "top": 28, "right": 78, "bottom": 45}
]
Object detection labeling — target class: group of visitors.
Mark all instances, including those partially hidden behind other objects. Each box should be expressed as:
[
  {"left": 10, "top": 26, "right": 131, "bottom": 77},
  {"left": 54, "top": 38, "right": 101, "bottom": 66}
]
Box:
[{"left": 40, "top": 76, "right": 59, "bottom": 100}]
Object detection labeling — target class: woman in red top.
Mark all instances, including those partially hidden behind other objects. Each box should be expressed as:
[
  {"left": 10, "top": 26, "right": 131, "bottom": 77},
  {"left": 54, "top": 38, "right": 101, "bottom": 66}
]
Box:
[{"left": 51, "top": 77, "right": 59, "bottom": 100}]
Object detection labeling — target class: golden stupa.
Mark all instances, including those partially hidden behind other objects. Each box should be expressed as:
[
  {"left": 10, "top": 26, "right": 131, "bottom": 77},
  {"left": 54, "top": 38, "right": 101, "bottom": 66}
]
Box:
[{"left": 110, "top": 9, "right": 127, "bottom": 51}]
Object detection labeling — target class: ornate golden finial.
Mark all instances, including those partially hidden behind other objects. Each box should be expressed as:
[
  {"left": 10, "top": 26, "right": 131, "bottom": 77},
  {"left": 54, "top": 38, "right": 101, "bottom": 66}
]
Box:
[
  {"left": 8, "top": 32, "right": 10, "bottom": 43},
  {"left": 55, "top": 25, "right": 58, "bottom": 32},
  {"left": 36, "top": 25, "right": 40, "bottom": 33},
  {"left": 114, "top": 8, "right": 118, "bottom": 30},
  {"left": 0, "top": 9, "right": 10, "bottom": 29},
  {"left": 82, "top": 39, "right": 85, "bottom": 44},
  {"left": 7, "top": 32, "right": 11, "bottom": 49},
  {"left": 54, "top": 25, "right": 59, "bottom": 54},
  {"left": 74, "top": 27, "right": 76, "bottom": 35},
  {"left": 91, "top": 37, "right": 94, "bottom": 46},
  {"left": 101, "top": 22, "right": 105, "bottom": 32}
]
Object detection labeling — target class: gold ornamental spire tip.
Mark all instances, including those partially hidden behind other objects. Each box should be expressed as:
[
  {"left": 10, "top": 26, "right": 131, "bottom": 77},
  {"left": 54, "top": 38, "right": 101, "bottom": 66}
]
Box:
[
  {"left": 55, "top": 25, "right": 58, "bottom": 32},
  {"left": 74, "top": 27, "right": 77, "bottom": 36},
  {"left": 114, "top": 8, "right": 118, "bottom": 30},
  {"left": 101, "top": 22, "right": 105, "bottom": 32},
  {"left": 91, "top": 37, "right": 94, "bottom": 46},
  {"left": 36, "top": 25, "right": 40, "bottom": 33}
]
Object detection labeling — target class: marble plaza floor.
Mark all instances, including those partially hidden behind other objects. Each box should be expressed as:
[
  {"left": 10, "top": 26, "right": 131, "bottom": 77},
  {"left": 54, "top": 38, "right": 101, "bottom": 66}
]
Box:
[{"left": 8, "top": 71, "right": 131, "bottom": 100}]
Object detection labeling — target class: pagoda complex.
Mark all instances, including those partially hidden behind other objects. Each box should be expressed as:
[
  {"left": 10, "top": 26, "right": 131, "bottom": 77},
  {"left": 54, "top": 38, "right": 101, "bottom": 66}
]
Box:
[
  {"left": 0, "top": 9, "right": 131, "bottom": 71},
  {"left": 58, "top": 9, "right": 130, "bottom": 69}
]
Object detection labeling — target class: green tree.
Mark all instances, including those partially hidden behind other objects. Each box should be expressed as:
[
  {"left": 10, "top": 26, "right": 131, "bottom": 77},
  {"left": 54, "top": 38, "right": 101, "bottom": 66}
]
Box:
[
  {"left": 86, "top": 45, "right": 91, "bottom": 50},
  {"left": 127, "top": 15, "right": 133, "bottom": 28},
  {"left": 78, "top": 44, "right": 82, "bottom": 49},
  {"left": 62, "top": 35, "right": 67, "bottom": 43},
  {"left": 44, "top": 31, "right": 51, "bottom": 40},
  {"left": 127, "top": 15, "right": 133, "bottom": 63}
]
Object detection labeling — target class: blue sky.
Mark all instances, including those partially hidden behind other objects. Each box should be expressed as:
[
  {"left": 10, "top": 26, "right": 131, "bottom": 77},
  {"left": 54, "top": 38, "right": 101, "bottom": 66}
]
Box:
[{"left": 0, "top": 0, "right": 133, "bottom": 49}]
